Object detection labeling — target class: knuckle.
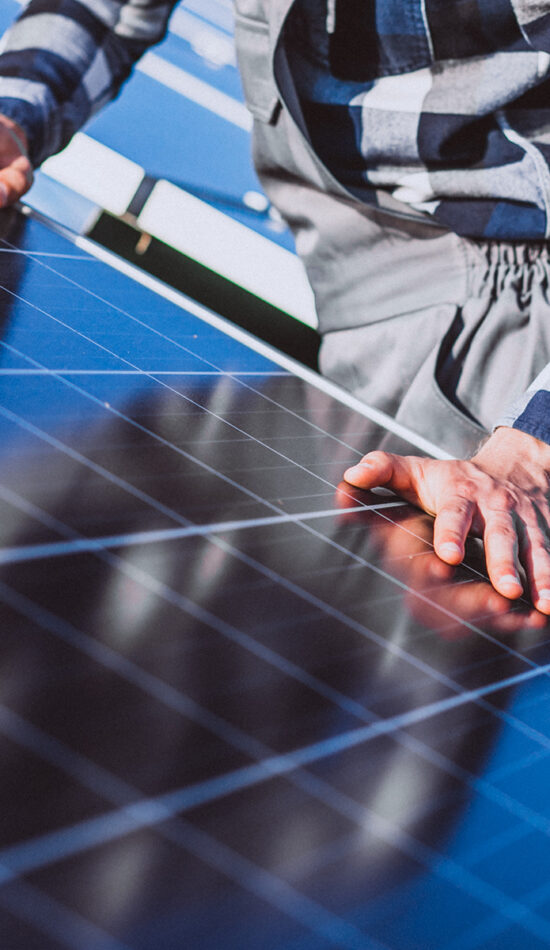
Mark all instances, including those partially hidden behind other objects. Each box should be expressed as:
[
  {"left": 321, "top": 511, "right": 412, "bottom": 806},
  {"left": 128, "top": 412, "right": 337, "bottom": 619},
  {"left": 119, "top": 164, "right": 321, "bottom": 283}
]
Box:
[
  {"left": 361, "top": 450, "right": 389, "bottom": 464},
  {"left": 442, "top": 498, "right": 472, "bottom": 518},
  {"left": 453, "top": 478, "right": 478, "bottom": 497},
  {"left": 530, "top": 537, "right": 550, "bottom": 560},
  {"left": 487, "top": 506, "right": 514, "bottom": 526},
  {"left": 485, "top": 512, "right": 516, "bottom": 536},
  {"left": 520, "top": 506, "right": 547, "bottom": 535},
  {"left": 488, "top": 524, "right": 517, "bottom": 545},
  {"left": 536, "top": 503, "right": 550, "bottom": 532},
  {"left": 488, "top": 487, "right": 517, "bottom": 511}
]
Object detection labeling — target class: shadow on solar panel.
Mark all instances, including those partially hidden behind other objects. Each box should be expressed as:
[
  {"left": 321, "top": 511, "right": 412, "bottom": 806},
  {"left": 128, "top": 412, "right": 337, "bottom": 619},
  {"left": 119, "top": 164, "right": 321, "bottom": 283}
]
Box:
[{"left": 0, "top": 207, "right": 548, "bottom": 950}]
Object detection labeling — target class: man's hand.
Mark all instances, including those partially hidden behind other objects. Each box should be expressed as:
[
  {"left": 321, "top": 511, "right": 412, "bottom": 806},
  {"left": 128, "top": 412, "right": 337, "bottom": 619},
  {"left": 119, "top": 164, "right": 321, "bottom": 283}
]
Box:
[
  {"left": 0, "top": 115, "right": 33, "bottom": 207},
  {"left": 343, "top": 426, "right": 550, "bottom": 614},
  {"left": 335, "top": 485, "right": 546, "bottom": 634}
]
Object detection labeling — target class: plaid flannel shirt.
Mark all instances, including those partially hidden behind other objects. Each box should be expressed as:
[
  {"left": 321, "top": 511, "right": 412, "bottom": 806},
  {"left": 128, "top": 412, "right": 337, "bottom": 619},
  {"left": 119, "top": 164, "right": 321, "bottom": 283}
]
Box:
[
  {"left": 282, "top": 0, "right": 550, "bottom": 242},
  {"left": 0, "top": 0, "right": 178, "bottom": 167},
  {"left": 0, "top": 0, "right": 549, "bottom": 442}
]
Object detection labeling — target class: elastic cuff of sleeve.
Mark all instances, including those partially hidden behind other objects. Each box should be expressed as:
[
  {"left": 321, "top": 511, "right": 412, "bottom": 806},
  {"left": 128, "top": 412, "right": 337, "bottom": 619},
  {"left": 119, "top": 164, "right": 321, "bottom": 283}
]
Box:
[
  {"left": 512, "top": 421, "right": 550, "bottom": 444},
  {"left": 493, "top": 391, "right": 535, "bottom": 433},
  {"left": 0, "top": 97, "right": 44, "bottom": 167},
  {"left": 505, "top": 391, "right": 550, "bottom": 446}
]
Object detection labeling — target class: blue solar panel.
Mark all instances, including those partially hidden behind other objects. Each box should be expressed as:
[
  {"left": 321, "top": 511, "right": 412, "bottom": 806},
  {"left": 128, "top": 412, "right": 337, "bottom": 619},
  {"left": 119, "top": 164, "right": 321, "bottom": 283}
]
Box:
[{"left": 0, "top": 205, "right": 548, "bottom": 950}]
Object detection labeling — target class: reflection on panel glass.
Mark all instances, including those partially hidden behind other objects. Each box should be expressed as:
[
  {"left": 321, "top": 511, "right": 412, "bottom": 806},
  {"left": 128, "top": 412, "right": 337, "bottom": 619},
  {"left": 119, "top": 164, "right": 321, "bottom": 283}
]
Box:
[{"left": 0, "top": 207, "right": 548, "bottom": 950}]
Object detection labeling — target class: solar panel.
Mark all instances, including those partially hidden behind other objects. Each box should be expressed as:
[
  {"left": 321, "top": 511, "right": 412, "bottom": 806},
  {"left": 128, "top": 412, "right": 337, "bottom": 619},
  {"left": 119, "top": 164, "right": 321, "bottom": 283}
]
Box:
[{"left": 0, "top": 205, "right": 549, "bottom": 950}]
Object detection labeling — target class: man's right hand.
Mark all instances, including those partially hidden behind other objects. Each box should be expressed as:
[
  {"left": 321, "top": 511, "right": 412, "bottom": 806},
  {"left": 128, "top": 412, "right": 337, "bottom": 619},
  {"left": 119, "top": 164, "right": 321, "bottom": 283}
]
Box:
[
  {"left": 0, "top": 115, "right": 33, "bottom": 207},
  {"left": 343, "top": 427, "right": 550, "bottom": 613}
]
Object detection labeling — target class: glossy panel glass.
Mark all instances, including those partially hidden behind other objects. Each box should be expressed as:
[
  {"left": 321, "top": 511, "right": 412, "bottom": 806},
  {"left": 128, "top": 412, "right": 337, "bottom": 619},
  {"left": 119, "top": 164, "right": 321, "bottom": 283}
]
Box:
[{"left": 0, "top": 208, "right": 549, "bottom": 949}]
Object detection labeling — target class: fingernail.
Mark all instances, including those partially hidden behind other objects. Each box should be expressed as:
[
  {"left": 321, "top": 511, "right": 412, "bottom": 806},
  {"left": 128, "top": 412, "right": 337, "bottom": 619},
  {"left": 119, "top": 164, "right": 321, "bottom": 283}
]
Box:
[
  {"left": 439, "top": 542, "right": 462, "bottom": 558},
  {"left": 537, "top": 589, "right": 550, "bottom": 611},
  {"left": 498, "top": 573, "right": 522, "bottom": 589},
  {"left": 344, "top": 462, "right": 374, "bottom": 480}
]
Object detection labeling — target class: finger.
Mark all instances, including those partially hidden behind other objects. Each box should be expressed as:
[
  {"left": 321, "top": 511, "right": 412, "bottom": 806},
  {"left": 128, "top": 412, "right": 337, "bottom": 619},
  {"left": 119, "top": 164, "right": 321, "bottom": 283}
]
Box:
[
  {"left": 334, "top": 480, "right": 381, "bottom": 511},
  {"left": 344, "top": 451, "right": 395, "bottom": 489},
  {"left": 433, "top": 497, "right": 475, "bottom": 564},
  {"left": 518, "top": 522, "right": 550, "bottom": 615},
  {"left": 0, "top": 155, "right": 33, "bottom": 207},
  {"left": 483, "top": 509, "right": 523, "bottom": 599},
  {"left": 403, "top": 578, "right": 506, "bottom": 635},
  {"left": 427, "top": 556, "right": 456, "bottom": 581},
  {"left": 488, "top": 607, "right": 548, "bottom": 633},
  {"left": 343, "top": 451, "right": 423, "bottom": 505}
]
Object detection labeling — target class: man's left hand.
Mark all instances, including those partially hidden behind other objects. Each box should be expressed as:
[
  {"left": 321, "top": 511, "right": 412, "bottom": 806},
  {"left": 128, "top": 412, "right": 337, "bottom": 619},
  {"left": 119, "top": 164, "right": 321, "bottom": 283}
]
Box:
[
  {"left": 343, "top": 426, "right": 550, "bottom": 614},
  {"left": 0, "top": 114, "right": 33, "bottom": 207}
]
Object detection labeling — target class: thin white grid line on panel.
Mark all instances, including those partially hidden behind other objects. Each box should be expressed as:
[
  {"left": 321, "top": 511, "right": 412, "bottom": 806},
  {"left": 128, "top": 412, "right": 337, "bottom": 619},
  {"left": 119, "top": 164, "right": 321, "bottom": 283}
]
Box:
[
  {"left": 3, "top": 214, "right": 548, "bottom": 944},
  {"left": 0, "top": 249, "right": 92, "bottom": 258},
  {"left": 0, "top": 25, "right": 537, "bottom": 949},
  {"left": 0, "top": 482, "right": 456, "bottom": 727},
  {"left": 1, "top": 313, "right": 547, "bottom": 782},
  {"left": 4, "top": 464, "right": 549, "bottom": 784},
  {"left": 0, "top": 357, "right": 544, "bottom": 717},
  {"left": 0, "top": 328, "right": 412, "bottom": 573},
  {"left": 453, "top": 852, "right": 550, "bottom": 950},
  {"left": 0, "top": 403, "right": 196, "bottom": 528},
  {"left": 0, "top": 321, "right": 372, "bottom": 513},
  {"left": 0, "top": 708, "right": 388, "bottom": 950},
  {"left": 0, "top": 383, "right": 516, "bottom": 703},
  {"left": 0, "top": 501, "right": 405, "bottom": 566},
  {"left": 0, "top": 640, "right": 547, "bottom": 944},
  {"left": 214, "top": 524, "right": 542, "bottom": 683},
  {"left": 1, "top": 494, "right": 550, "bottom": 940},
  {"left": 7, "top": 213, "right": 451, "bottom": 460},
  {"left": 0, "top": 369, "right": 291, "bottom": 376},
  {"left": 0, "top": 332, "right": 366, "bottom": 520},
  {"left": 1, "top": 477, "right": 549, "bottom": 871},
  {"left": 0, "top": 879, "right": 132, "bottom": 950},
  {"left": 0, "top": 314, "right": 537, "bottom": 679},
  {"left": 2, "top": 656, "right": 550, "bottom": 945},
  {"left": 0, "top": 246, "right": 374, "bottom": 461},
  {"left": 69, "top": 236, "right": 453, "bottom": 459},
  {"left": 2, "top": 509, "right": 550, "bottom": 860}
]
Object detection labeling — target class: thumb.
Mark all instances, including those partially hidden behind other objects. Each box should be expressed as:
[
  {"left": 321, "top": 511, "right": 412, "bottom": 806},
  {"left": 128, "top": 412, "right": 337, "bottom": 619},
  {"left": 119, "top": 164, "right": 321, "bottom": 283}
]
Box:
[
  {"left": 0, "top": 117, "right": 33, "bottom": 207},
  {"left": 344, "top": 451, "right": 398, "bottom": 490},
  {"left": 344, "top": 451, "right": 434, "bottom": 510},
  {"left": 0, "top": 154, "right": 33, "bottom": 207}
]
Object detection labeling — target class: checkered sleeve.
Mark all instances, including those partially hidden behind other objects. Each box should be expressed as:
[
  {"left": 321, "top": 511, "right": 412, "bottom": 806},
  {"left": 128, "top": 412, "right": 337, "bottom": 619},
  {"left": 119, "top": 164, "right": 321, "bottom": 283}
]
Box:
[
  {"left": 494, "top": 366, "right": 550, "bottom": 445},
  {"left": 0, "top": 0, "right": 178, "bottom": 167},
  {"left": 510, "top": 1, "right": 550, "bottom": 52}
]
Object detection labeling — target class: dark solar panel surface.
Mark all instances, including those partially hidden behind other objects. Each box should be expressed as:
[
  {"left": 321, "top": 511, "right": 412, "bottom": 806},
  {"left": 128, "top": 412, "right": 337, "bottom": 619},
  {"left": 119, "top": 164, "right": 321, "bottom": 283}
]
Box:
[{"left": 0, "top": 207, "right": 549, "bottom": 950}]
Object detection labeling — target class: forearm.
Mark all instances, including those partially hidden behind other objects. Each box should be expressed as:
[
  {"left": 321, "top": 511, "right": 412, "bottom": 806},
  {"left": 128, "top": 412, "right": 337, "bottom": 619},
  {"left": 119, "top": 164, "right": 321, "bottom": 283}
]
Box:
[{"left": 0, "top": 0, "right": 177, "bottom": 166}]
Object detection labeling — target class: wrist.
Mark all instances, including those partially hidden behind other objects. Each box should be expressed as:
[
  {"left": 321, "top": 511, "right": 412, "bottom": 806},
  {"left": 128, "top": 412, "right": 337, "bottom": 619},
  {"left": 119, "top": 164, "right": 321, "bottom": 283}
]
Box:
[
  {"left": 474, "top": 425, "right": 550, "bottom": 473},
  {"left": 0, "top": 114, "right": 28, "bottom": 157},
  {"left": 0, "top": 99, "right": 42, "bottom": 165}
]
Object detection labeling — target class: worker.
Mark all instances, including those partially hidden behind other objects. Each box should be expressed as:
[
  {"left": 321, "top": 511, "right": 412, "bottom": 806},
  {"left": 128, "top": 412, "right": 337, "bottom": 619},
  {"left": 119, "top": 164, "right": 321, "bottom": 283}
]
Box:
[{"left": 0, "top": 0, "right": 549, "bottom": 610}]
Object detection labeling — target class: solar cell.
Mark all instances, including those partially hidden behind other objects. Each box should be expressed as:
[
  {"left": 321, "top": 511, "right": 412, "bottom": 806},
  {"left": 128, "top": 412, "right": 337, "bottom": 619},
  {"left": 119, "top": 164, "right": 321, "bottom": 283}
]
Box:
[{"left": 0, "top": 205, "right": 549, "bottom": 950}]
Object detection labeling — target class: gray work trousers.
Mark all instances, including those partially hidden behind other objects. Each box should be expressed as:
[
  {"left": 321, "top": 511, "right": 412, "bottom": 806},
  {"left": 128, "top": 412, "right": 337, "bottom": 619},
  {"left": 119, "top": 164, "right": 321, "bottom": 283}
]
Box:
[
  {"left": 235, "top": 3, "right": 550, "bottom": 459},
  {"left": 318, "top": 242, "right": 550, "bottom": 458}
]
